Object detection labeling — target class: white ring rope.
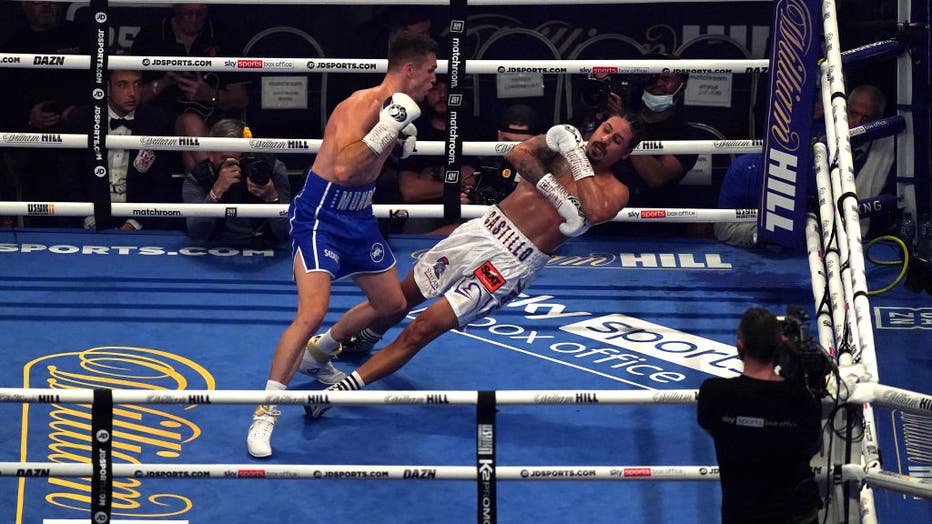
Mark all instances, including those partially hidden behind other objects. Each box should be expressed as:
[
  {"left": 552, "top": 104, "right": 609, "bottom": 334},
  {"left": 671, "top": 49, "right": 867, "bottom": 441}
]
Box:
[
  {"left": 0, "top": 462, "right": 718, "bottom": 481},
  {"left": 0, "top": 201, "right": 757, "bottom": 222},
  {"left": 0, "top": 55, "right": 770, "bottom": 76},
  {"left": 0, "top": 462, "right": 926, "bottom": 498},
  {"left": 1, "top": 383, "right": 928, "bottom": 415},
  {"left": 0, "top": 133, "right": 765, "bottom": 156},
  {"left": 109, "top": 0, "right": 770, "bottom": 5}
]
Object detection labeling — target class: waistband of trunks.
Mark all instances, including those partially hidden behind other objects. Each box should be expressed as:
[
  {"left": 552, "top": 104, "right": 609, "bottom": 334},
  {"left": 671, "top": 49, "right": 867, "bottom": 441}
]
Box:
[
  {"left": 304, "top": 170, "right": 375, "bottom": 212},
  {"left": 481, "top": 207, "right": 543, "bottom": 263}
]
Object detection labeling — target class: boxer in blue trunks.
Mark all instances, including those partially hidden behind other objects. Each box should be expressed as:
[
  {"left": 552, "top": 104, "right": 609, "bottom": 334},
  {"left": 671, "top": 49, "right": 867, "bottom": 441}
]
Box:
[{"left": 247, "top": 31, "right": 438, "bottom": 458}]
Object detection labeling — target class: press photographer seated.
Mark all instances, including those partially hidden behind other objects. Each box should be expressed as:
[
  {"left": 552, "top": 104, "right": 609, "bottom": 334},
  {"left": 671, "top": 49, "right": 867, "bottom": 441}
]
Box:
[
  {"left": 697, "top": 307, "right": 824, "bottom": 524},
  {"left": 182, "top": 119, "right": 291, "bottom": 248}
]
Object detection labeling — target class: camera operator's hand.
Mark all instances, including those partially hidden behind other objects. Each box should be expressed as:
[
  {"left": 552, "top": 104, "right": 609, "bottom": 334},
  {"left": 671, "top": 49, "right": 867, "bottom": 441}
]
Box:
[
  {"left": 247, "top": 178, "right": 280, "bottom": 203},
  {"left": 211, "top": 157, "right": 241, "bottom": 200},
  {"left": 29, "top": 101, "right": 62, "bottom": 129},
  {"left": 171, "top": 71, "right": 213, "bottom": 102},
  {"left": 605, "top": 92, "right": 625, "bottom": 115}
]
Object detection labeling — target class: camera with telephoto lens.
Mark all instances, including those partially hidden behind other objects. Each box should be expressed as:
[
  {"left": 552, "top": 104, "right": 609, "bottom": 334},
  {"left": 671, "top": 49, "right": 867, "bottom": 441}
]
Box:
[
  {"left": 469, "top": 163, "right": 518, "bottom": 205},
  {"left": 577, "top": 74, "right": 633, "bottom": 110},
  {"left": 238, "top": 153, "right": 273, "bottom": 186},
  {"left": 776, "top": 306, "right": 833, "bottom": 399}
]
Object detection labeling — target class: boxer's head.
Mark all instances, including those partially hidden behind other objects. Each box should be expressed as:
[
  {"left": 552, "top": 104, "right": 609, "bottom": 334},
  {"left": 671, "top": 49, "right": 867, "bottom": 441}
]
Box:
[
  {"left": 585, "top": 113, "right": 643, "bottom": 166},
  {"left": 388, "top": 31, "right": 438, "bottom": 102}
]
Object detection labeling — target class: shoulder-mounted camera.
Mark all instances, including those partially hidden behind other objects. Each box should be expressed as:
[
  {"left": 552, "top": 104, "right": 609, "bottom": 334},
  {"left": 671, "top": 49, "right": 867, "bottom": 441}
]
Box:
[
  {"left": 468, "top": 161, "right": 518, "bottom": 205},
  {"left": 576, "top": 74, "right": 634, "bottom": 111},
  {"left": 776, "top": 306, "right": 834, "bottom": 399}
]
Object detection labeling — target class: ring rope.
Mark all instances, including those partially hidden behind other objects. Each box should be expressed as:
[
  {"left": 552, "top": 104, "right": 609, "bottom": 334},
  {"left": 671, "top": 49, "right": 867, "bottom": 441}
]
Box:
[
  {"left": 0, "top": 383, "right": 927, "bottom": 414},
  {"left": 1, "top": 462, "right": 926, "bottom": 498},
  {"left": 1, "top": 115, "right": 904, "bottom": 155},
  {"left": 0, "top": 201, "right": 758, "bottom": 222},
  {"left": 0, "top": 133, "right": 767, "bottom": 156},
  {"left": 0, "top": 53, "right": 771, "bottom": 75}
]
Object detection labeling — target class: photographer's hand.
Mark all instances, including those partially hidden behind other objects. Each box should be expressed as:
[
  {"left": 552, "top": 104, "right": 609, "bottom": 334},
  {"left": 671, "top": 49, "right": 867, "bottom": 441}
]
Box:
[
  {"left": 605, "top": 92, "right": 624, "bottom": 115},
  {"left": 211, "top": 158, "right": 241, "bottom": 201},
  {"left": 247, "top": 178, "right": 280, "bottom": 203}
]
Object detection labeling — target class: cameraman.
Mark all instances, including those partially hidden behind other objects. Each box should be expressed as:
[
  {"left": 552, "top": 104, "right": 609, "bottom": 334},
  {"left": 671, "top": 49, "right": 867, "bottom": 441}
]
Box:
[
  {"left": 697, "top": 307, "right": 823, "bottom": 524},
  {"left": 465, "top": 103, "right": 541, "bottom": 206},
  {"left": 182, "top": 119, "right": 291, "bottom": 247}
]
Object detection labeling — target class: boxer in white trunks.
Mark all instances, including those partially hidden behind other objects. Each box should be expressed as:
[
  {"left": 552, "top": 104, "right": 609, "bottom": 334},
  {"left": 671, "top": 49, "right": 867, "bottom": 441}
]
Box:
[{"left": 304, "top": 113, "right": 644, "bottom": 408}]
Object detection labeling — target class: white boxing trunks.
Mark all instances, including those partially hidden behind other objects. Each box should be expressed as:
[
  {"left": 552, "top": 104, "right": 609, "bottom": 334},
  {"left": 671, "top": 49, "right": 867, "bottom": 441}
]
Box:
[{"left": 412, "top": 206, "right": 550, "bottom": 327}]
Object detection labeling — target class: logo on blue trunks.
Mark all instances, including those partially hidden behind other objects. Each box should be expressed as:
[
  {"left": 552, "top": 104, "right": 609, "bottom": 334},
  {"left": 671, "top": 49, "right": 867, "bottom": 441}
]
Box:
[{"left": 370, "top": 242, "right": 385, "bottom": 263}]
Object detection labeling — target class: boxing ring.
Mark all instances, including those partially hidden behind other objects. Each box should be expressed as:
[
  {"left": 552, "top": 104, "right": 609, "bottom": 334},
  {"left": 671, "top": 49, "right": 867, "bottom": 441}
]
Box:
[{"left": 1, "top": 0, "right": 931, "bottom": 523}]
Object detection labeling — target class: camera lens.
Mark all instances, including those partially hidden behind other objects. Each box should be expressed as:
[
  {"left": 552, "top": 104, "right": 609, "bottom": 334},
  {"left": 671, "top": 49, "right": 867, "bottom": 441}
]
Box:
[{"left": 238, "top": 155, "right": 272, "bottom": 185}]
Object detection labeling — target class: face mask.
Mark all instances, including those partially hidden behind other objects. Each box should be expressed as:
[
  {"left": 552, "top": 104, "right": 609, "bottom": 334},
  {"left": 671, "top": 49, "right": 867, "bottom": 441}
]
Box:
[{"left": 642, "top": 91, "right": 675, "bottom": 112}]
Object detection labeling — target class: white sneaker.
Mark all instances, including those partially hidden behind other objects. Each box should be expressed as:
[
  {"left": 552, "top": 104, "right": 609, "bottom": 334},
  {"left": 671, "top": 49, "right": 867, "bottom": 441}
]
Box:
[
  {"left": 299, "top": 336, "right": 346, "bottom": 385},
  {"left": 246, "top": 405, "right": 280, "bottom": 458}
]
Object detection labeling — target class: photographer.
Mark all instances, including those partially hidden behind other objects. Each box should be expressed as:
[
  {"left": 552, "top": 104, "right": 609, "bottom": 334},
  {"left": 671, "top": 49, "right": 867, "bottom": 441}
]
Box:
[
  {"left": 182, "top": 119, "right": 290, "bottom": 247},
  {"left": 697, "top": 307, "right": 823, "bottom": 524},
  {"left": 465, "top": 103, "right": 541, "bottom": 206}
]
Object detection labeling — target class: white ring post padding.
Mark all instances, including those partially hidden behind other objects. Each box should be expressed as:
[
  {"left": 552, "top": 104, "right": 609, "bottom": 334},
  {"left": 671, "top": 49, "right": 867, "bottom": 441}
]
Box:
[
  {"left": 0, "top": 201, "right": 758, "bottom": 223},
  {"left": 1, "top": 53, "right": 770, "bottom": 75}
]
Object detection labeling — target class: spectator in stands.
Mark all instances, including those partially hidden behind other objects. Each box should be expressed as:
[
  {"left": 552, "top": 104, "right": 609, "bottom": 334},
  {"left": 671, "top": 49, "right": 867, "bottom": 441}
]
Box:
[
  {"left": 394, "top": 77, "right": 477, "bottom": 233},
  {"left": 0, "top": 0, "right": 87, "bottom": 210},
  {"left": 715, "top": 84, "right": 895, "bottom": 247},
  {"left": 60, "top": 69, "right": 179, "bottom": 231},
  {"left": 131, "top": 3, "right": 249, "bottom": 172},
  {"left": 182, "top": 119, "right": 290, "bottom": 247},
  {"left": 589, "top": 54, "right": 707, "bottom": 237},
  {"left": 845, "top": 85, "right": 896, "bottom": 226},
  {"left": 614, "top": 58, "right": 704, "bottom": 203}
]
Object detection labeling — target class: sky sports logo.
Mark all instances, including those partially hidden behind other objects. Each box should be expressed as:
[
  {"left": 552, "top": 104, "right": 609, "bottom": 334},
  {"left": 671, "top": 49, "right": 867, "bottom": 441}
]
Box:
[
  {"left": 561, "top": 314, "right": 741, "bottom": 378},
  {"left": 453, "top": 293, "right": 742, "bottom": 388}
]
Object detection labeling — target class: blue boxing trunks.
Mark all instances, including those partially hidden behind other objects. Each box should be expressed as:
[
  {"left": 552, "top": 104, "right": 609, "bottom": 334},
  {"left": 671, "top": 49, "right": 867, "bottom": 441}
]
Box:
[{"left": 289, "top": 170, "right": 395, "bottom": 280}]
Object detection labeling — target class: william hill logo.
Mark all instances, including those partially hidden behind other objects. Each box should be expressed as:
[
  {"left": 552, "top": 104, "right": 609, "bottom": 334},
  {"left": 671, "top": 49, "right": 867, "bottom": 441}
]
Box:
[
  {"left": 287, "top": 140, "right": 309, "bottom": 149},
  {"left": 640, "top": 141, "right": 663, "bottom": 150},
  {"left": 179, "top": 137, "right": 200, "bottom": 146},
  {"left": 41, "top": 134, "right": 62, "bottom": 143},
  {"left": 27, "top": 203, "right": 54, "bottom": 216}
]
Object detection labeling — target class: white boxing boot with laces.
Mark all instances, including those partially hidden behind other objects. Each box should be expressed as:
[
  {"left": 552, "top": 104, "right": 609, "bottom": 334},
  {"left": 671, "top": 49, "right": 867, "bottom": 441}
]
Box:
[
  {"left": 246, "top": 404, "right": 280, "bottom": 458},
  {"left": 299, "top": 336, "right": 346, "bottom": 385}
]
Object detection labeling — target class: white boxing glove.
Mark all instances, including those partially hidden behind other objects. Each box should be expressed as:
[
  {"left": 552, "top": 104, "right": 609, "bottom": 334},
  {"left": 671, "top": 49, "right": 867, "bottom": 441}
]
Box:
[
  {"left": 536, "top": 173, "right": 590, "bottom": 237},
  {"left": 362, "top": 93, "right": 421, "bottom": 156},
  {"left": 546, "top": 124, "right": 595, "bottom": 182},
  {"left": 399, "top": 123, "right": 417, "bottom": 159}
]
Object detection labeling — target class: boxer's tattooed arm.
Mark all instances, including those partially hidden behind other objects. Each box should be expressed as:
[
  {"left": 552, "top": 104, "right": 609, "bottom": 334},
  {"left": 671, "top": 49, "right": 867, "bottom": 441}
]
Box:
[{"left": 505, "top": 135, "right": 559, "bottom": 185}]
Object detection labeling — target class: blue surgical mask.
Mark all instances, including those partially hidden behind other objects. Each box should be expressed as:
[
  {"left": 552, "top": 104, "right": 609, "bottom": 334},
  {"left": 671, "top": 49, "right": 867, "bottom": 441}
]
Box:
[{"left": 642, "top": 91, "right": 675, "bottom": 112}]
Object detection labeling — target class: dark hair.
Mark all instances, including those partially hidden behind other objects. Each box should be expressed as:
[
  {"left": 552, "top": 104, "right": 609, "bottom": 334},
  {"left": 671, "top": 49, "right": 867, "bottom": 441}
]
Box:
[
  {"left": 737, "top": 307, "right": 782, "bottom": 363},
  {"left": 619, "top": 112, "right": 645, "bottom": 151},
  {"left": 106, "top": 69, "right": 142, "bottom": 82},
  {"left": 209, "top": 118, "right": 249, "bottom": 138},
  {"left": 387, "top": 31, "right": 438, "bottom": 71},
  {"left": 500, "top": 104, "right": 541, "bottom": 135}
]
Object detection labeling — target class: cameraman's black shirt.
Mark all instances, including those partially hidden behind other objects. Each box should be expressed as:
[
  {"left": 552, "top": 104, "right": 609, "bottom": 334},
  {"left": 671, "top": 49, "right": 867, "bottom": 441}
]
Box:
[{"left": 697, "top": 376, "right": 822, "bottom": 523}]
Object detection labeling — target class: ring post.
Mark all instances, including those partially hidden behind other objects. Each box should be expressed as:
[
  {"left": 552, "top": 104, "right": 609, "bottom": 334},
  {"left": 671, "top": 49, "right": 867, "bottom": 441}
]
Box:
[
  {"left": 476, "top": 390, "right": 496, "bottom": 524},
  {"left": 91, "top": 388, "right": 114, "bottom": 524}
]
